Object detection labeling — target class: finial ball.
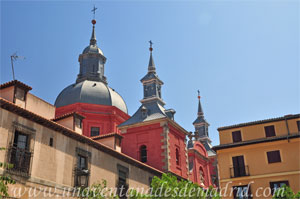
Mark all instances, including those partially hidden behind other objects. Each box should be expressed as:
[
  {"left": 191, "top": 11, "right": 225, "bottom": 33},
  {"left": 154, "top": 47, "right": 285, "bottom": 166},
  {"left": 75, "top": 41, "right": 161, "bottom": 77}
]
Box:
[
  {"left": 92, "top": 19, "right": 96, "bottom": 25},
  {"left": 149, "top": 47, "right": 153, "bottom": 52},
  {"left": 198, "top": 95, "right": 201, "bottom": 99}
]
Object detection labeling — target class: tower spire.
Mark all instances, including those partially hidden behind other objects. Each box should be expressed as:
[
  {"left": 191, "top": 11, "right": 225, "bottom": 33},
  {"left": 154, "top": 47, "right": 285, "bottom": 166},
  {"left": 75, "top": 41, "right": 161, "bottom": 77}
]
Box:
[
  {"left": 90, "top": 5, "right": 98, "bottom": 45},
  {"left": 76, "top": 5, "right": 107, "bottom": 84},
  {"left": 197, "top": 90, "right": 204, "bottom": 116},
  {"left": 148, "top": 40, "right": 155, "bottom": 72},
  {"left": 90, "top": 21, "right": 97, "bottom": 45}
]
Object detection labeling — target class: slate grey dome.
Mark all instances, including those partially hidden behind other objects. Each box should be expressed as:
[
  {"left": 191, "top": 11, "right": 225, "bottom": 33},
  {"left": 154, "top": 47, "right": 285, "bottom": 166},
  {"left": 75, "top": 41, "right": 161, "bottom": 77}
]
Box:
[
  {"left": 54, "top": 20, "right": 127, "bottom": 114},
  {"left": 54, "top": 80, "right": 127, "bottom": 113}
]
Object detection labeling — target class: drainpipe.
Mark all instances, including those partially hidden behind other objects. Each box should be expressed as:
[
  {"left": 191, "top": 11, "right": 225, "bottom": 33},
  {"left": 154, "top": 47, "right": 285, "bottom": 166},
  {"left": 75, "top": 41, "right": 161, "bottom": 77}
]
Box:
[{"left": 284, "top": 116, "right": 290, "bottom": 143}]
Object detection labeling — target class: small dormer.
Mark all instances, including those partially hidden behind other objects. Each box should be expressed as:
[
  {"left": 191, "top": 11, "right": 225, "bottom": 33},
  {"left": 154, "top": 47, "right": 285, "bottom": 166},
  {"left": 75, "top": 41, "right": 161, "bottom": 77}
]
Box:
[
  {"left": 53, "top": 112, "right": 85, "bottom": 134},
  {"left": 92, "top": 133, "right": 123, "bottom": 152},
  {"left": 0, "top": 80, "right": 32, "bottom": 108}
]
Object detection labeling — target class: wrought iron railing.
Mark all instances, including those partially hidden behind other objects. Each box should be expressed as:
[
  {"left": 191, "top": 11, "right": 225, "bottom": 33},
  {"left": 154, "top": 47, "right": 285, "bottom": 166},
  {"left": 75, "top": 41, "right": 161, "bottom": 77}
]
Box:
[
  {"left": 74, "top": 167, "right": 90, "bottom": 188},
  {"left": 7, "top": 146, "right": 32, "bottom": 176},
  {"left": 230, "top": 165, "right": 250, "bottom": 178}
]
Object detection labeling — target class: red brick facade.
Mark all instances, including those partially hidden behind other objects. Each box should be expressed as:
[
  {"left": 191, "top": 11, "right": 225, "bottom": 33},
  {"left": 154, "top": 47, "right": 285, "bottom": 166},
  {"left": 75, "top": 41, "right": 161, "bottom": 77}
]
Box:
[{"left": 55, "top": 103, "right": 130, "bottom": 137}]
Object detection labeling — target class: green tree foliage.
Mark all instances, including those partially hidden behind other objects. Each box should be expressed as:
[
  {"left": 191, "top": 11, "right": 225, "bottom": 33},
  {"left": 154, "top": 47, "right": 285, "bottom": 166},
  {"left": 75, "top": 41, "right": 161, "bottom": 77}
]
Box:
[
  {"left": 129, "top": 173, "right": 220, "bottom": 199},
  {"left": 272, "top": 185, "right": 299, "bottom": 199},
  {"left": 0, "top": 147, "right": 15, "bottom": 198},
  {"left": 294, "top": 191, "right": 300, "bottom": 199}
]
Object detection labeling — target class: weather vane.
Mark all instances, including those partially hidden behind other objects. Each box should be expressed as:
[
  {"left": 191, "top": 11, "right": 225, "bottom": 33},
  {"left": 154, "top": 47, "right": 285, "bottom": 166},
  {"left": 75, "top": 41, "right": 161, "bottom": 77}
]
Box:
[
  {"left": 197, "top": 90, "right": 201, "bottom": 99},
  {"left": 10, "top": 52, "right": 25, "bottom": 80},
  {"left": 91, "top": 5, "right": 97, "bottom": 19}
]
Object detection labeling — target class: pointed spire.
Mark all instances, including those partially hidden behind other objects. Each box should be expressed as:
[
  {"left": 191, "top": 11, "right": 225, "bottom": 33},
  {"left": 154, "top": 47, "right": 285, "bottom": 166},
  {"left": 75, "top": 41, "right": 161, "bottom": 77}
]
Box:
[
  {"left": 148, "top": 40, "right": 156, "bottom": 72},
  {"left": 90, "top": 20, "right": 97, "bottom": 45},
  {"left": 197, "top": 90, "right": 204, "bottom": 116}
]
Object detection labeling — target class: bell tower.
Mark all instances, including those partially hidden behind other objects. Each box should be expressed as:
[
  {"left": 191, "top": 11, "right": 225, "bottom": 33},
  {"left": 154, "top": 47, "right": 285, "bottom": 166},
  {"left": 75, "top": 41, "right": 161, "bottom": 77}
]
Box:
[
  {"left": 140, "top": 41, "right": 165, "bottom": 106},
  {"left": 76, "top": 17, "right": 107, "bottom": 84},
  {"left": 193, "top": 91, "right": 211, "bottom": 143}
]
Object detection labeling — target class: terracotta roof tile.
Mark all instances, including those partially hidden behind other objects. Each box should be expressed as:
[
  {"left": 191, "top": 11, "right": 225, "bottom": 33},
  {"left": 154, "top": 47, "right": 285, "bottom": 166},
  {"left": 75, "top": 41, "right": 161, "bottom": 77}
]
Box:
[
  {"left": 92, "top": 132, "right": 123, "bottom": 140},
  {"left": 218, "top": 114, "right": 300, "bottom": 131},
  {"left": 0, "top": 80, "right": 32, "bottom": 91},
  {"left": 52, "top": 112, "right": 85, "bottom": 121}
]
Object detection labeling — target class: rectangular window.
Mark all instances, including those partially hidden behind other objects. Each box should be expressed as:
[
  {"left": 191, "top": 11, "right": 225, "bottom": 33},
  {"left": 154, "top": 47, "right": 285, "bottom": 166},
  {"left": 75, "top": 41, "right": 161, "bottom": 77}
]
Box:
[
  {"left": 15, "top": 87, "right": 26, "bottom": 101},
  {"left": 49, "top": 137, "right": 53, "bottom": 147},
  {"left": 117, "top": 164, "right": 129, "bottom": 199},
  {"left": 176, "top": 148, "right": 180, "bottom": 166},
  {"left": 232, "top": 155, "right": 247, "bottom": 177},
  {"left": 265, "top": 125, "right": 276, "bottom": 137},
  {"left": 233, "top": 185, "right": 252, "bottom": 199},
  {"left": 75, "top": 118, "right": 82, "bottom": 128},
  {"left": 90, "top": 127, "right": 100, "bottom": 137},
  {"left": 297, "top": 121, "right": 300, "bottom": 132},
  {"left": 267, "top": 150, "right": 281, "bottom": 163},
  {"left": 75, "top": 154, "right": 89, "bottom": 187},
  {"left": 270, "top": 181, "right": 289, "bottom": 195},
  {"left": 78, "top": 155, "right": 87, "bottom": 170},
  {"left": 9, "top": 130, "right": 31, "bottom": 174},
  {"left": 232, "top": 131, "right": 242, "bottom": 142}
]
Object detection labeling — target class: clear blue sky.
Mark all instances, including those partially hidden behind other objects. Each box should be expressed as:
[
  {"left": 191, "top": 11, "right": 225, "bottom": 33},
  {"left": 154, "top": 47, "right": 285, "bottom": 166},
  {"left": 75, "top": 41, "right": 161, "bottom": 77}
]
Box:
[{"left": 1, "top": 1, "right": 299, "bottom": 145}]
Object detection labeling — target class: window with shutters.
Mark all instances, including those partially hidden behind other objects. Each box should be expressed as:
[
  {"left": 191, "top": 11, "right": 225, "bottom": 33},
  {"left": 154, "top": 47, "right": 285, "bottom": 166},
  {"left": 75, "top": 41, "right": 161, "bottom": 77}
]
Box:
[
  {"left": 232, "top": 131, "right": 242, "bottom": 142},
  {"left": 264, "top": 125, "right": 276, "bottom": 137},
  {"left": 231, "top": 155, "right": 249, "bottom": 177},
  {"left": 267, "top": 150, "right": 281, "bottom": 163}
]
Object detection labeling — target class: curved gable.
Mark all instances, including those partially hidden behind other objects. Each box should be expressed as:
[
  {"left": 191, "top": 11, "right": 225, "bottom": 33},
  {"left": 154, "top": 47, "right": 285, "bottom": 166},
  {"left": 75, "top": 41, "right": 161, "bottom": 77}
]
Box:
[{"left": 194, "top": 141, "right": 208, "bottom": 157}]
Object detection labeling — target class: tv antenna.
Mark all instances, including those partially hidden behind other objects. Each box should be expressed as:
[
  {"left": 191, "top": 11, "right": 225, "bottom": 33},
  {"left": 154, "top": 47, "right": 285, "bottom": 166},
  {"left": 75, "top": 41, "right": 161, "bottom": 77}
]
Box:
[{"left": 10, "top": 52, "right": 25, "bottom": 80}]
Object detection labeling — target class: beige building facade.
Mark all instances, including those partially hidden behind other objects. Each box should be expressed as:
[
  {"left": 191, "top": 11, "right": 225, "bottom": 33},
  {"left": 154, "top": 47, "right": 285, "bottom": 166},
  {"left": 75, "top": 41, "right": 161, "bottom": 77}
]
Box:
[
  {"left": 0, "top": 80, "right": 162, "bottom": 199},
  {"left": 214, "top": 114, "right": 300, "bottom": 199}
]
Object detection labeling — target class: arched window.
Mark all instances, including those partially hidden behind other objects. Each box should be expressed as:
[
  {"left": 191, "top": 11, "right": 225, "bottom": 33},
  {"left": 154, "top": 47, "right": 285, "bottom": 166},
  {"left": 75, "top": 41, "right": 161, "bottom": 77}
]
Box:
[
  {"left": 199, "top": 167, "right": 205, "bottom": 185},
  {"left": 140, "top": 145, "right": 147, "bottom": 163},
  {"left": 176, "top": 148, "right": 180, "bottom": 166}
]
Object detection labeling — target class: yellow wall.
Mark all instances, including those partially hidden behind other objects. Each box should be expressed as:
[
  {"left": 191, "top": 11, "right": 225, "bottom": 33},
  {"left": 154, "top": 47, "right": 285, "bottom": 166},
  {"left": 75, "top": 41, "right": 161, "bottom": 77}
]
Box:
[
  {"left": 219, "top": 118, "right": 300, "bottom": 145},
  {"left": 217, "top": 117, "right": 300, "bottom": 198}
]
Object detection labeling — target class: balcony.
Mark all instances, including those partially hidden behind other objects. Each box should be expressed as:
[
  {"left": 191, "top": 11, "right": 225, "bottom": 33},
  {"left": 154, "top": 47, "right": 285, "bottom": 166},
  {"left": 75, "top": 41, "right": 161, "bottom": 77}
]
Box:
[
  {"left": 74, "top": 168, "right": 90, "bottom": 188},
  {"left": 7, "top": 146, "right": 32, "bottom": 177},
  {"left": 230, "top": 165, "right": 250, "bottom": 178}
]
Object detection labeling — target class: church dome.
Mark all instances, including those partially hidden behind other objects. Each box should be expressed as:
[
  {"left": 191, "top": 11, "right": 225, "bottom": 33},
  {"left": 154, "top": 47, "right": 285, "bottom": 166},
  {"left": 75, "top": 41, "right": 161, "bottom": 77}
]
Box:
[
  {"left": 55, "top": 19, "right": 127, "bottom": 114},
  {"left": 54, "top": 80, "right": 127, "bottom": 113}
]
